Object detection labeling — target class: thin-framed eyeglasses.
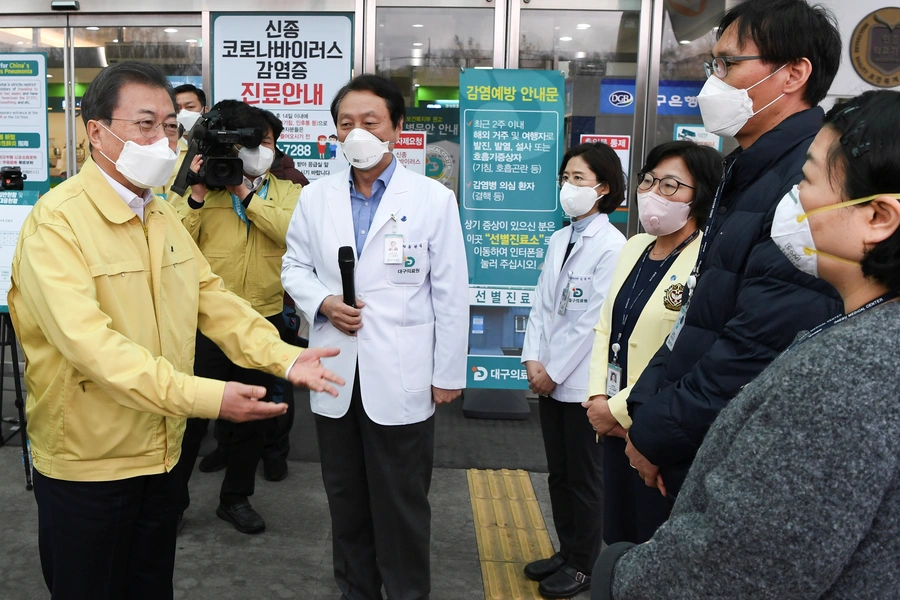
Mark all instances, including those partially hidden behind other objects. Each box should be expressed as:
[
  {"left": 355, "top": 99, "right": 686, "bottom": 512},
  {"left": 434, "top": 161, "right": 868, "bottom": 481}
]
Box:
[
  {"left": 637, "top": 172, "right": 694, "bottom": 197},
  {"left": 703, "top": 55, "right": 763, "bottom": 79},
  {"left": 107, "top": 118, "right": 180, "bottom": 138},
  {"left": 558, "top": 174, "right": 599, "bottom": 188}
]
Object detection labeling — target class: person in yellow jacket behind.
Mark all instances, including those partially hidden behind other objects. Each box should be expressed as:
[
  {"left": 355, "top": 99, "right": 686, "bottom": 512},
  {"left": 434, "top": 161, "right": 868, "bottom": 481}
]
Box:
[
  {"left": 8, "top": 61, "right": 342, "bottom": 600},
  {"left": 583, "top": 141, "right": 722, "bottom": 545},
  {"left": 171, "top": 102, "right": 302, "bottom": 535}
]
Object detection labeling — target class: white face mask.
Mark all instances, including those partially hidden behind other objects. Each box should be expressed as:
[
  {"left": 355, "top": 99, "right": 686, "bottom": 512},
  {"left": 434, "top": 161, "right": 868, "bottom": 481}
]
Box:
[
  {"left": 97, "top": 122, "right": 177, "bottom": 189},
  {"left": 697, "top": 64, "right": 786, "bottom": 137},
  {"left": 559, "top": 182, "right": 603, "bottom": 218},
  {"left": 637, "top": 191, "right": 692, "bottom": 236},
  {"left": 238, "top": 145, "right": 275, "bottom": 177},
  {"left": 177, "top": 109, "right": 202, "bottom": 135},
  {"left": 771, "top": 185, "right": 881, "bottom": 278},
  {"left": 341, "top": 128, "right": 390, "bottom": 170}
]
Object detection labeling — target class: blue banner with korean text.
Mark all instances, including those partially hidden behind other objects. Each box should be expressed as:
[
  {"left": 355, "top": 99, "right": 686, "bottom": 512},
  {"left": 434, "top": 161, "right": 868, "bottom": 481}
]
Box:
[
  {"left": 459, "top": 69, "right": 564, "bottom": 389},
  {"left": 599, "top": 79, "right": 703, "bottom": 116}
]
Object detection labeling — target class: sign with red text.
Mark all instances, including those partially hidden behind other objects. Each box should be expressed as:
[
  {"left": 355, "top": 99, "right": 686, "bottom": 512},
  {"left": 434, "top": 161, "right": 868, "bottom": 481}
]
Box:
[
  {"left": 211, "top": 13, "right": 353, "bottom": 180},
  {"left": 393, "top": 131, "right": 426, "bottom": 175},
  {"left": 580, "top": 134, "right": 631, "bottom": 207}
]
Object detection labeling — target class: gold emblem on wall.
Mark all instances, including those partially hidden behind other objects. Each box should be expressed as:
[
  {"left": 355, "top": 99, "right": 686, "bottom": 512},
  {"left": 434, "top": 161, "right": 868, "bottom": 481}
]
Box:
[
  {"left": 663, "top": 283, "right": 685, "bottom": 312},
  {"left": 850, "top": 8, "right": 900, "bottom": 88}
]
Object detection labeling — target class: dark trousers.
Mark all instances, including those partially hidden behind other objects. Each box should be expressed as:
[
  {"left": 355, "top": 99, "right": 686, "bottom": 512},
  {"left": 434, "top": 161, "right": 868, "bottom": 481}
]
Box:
[
  {"left": 33, "top": 469, "right": 178, "bottom": 600},
  {"left": 315, "top": 370, "right": 435, "bottom": 600},
  {"left": 601, "top": 436, "right": 671, "bottom": 545},
  {"left": 174, "top": 313, "right": 285, "bottom": 510},
  {"left": 539, "top": 396, "right": 603, "bottom": 573}
]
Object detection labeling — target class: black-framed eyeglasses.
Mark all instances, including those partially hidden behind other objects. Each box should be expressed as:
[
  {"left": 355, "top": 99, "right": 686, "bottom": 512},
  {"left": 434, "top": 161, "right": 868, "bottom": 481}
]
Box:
[
  {"left": 703, "top": 55, "right": 763, "bottom": 79},
  {"left": 558, "top": 174, "right": 599, "bottom": 188},
  {"left": 637, "top": 172, "right": 694, "bottom": 197},
  {"left": 108, "top": 118, "right": 180, "bottom": 138}
]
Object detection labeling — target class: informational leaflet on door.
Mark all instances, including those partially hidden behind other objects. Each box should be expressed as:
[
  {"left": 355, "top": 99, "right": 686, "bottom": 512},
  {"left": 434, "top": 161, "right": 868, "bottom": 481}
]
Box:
[
  {"left": 460, "top": 69, "right": 564, "bottom": 389},
  {"left": 0, "top": 54, "right": 49, "bottom": 194},
  {"left": 0, "top": 190, "right": 38, "bottom": 312},
  {"left": 211, "top": 14, "right": 352, "bottom": 181}
]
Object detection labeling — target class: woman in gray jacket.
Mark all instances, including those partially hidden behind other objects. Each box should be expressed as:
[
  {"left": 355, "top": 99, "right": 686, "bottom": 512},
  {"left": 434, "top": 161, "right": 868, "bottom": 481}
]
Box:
[{"left": 593, "top": 89, "right": 900, "bottom": 599}]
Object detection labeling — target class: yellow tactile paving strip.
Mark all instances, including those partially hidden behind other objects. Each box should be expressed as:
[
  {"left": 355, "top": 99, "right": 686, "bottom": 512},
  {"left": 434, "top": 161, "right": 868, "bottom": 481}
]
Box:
[{"left": 468, "top": 469, "right": 555, "bottom": 600}]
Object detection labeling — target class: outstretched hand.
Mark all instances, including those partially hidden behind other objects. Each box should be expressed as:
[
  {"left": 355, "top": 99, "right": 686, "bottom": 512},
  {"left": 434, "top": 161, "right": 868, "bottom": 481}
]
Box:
[{"left": 288, "top": 347, "right": 345, "bottom": 396}]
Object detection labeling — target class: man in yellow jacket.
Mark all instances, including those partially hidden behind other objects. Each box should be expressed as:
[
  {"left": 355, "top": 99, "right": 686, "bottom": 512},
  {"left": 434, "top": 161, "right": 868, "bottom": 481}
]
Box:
[
  {"left": 172, "top": 102, "right": 301, "bottom": 534},
  {"left": 8, "top": 61, "right": 342, "bottom": 599}
]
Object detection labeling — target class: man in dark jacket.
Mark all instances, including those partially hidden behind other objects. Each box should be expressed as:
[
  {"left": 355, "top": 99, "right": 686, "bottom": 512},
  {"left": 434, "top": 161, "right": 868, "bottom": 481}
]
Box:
[{"left": 619, "top": 0, "right": 843, "bottom": 502}]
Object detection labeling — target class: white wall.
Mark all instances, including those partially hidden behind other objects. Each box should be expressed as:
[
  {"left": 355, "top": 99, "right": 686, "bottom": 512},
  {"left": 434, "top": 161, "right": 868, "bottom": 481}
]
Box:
[{"left": 817, "top": 0, "right": 896, "bottom": 111}]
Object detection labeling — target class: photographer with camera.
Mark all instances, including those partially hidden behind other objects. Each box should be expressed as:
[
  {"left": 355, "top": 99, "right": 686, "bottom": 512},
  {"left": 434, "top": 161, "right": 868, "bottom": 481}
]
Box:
[
  {"left": 172, "top": 101, "right": 302, "bottom": 534},
  {"left": 151, "top": 84, "right": 209, "bottom": 204}
]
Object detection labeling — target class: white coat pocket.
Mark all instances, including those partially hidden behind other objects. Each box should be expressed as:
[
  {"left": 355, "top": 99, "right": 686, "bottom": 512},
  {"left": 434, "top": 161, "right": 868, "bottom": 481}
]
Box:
[
  {"left": 564, "top": 274, "right": 593, "bottom": 311},
  {"left": 396, "top": 321, "right": 435, "bottom": 392},
  {"left": 388, "top": 241, "right": 429, "bottom": 286}
]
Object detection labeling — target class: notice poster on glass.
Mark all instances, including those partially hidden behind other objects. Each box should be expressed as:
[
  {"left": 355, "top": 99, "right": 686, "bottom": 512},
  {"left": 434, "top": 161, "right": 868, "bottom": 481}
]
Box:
[
  {"left": 0, "top": 54, "right": 49, "bottom": 195},
  {"left": 0, "top": 190, "right": 38, "bottom": 312},
  {"left": 459, "top": 68, "right": 564, "bottom": 390},
  {"left": 392, "top": 131, "right": 426, "bottom": 175},
  {"left": 211, "top": 14, "right": 353, "bottom": 181}
]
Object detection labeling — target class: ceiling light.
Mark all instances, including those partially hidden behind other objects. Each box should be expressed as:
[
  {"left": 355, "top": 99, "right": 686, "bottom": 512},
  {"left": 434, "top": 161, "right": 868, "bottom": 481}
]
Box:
[
  {"left": 16, "top": 41, "right": 23, "bottom": 45},
  {"left": 112, "top": 39, "right": 118, "bottom": 43},
  {"left": 413, "top": 42, "right": 423, "bottom": 47},
  {"left": 679, "top": 40, "right": 691, "bottom": 45},
  {"left": 164, "top": 28, "right": 178, "bottom": 33},
  {"left": 414, "top": 83, "right": 420, "bottom": 87},
  {"left": 412, "top": 24, "right": 424, "bottom": 28},
  {"left": 559, "top": 36, "right": 573, "bottom": 42},
  {"left": 576, "top": 23, "right": 591, "bottom": 30},
  {"left": 185, "top": 38, "right": 198, "bottom": 43},
  {"left": 575, "top": 51, "right": 586, "bottom": 59},
  {"left": 86, "top": 26, "right": 99, "bottom": 31},
  {"left": 47, "top": 74, "right": 53, "bottom": 78}
]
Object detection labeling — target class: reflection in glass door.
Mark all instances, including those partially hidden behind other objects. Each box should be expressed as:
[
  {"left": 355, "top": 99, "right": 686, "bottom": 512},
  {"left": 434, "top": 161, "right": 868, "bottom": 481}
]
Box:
[{"left": 513, "top": 0, "right": 647, "bottom": 233}]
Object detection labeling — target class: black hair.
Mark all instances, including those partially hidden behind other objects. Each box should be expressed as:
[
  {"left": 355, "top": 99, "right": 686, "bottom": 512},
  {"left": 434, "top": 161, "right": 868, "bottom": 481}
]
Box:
[
  {"left": 716, "top": 0, "right": 841, "bottom": 106},
  {"left": 173, "top": 83, "right": 207, "bottom": 108},
  {"left": 330, "top": 74, "right": 405, "bottom": 129},
  {"left": 558, "top": 143, "right": 625, "bottom": 215},
  {"left": 639, "top": 141, "right": 724, "bottom": 229},
  {"left": 822, "top": 90, "right": 900, "bottom": 292},
  {"left": 81, "top": 61, "right": 175, "bottom": 127},
  {"left": 259, "top": 108, "right": 284, "bottom": 141}
]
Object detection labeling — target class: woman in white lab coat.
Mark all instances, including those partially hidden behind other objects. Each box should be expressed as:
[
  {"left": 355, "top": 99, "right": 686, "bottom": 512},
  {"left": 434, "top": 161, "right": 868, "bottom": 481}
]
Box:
[{"left": 521, "top": 142, "right": 626, "bottom": 599}]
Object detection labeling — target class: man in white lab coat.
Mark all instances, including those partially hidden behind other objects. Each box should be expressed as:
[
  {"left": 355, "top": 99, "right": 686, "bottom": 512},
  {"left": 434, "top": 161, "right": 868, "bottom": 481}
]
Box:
[{"left": 282, "top": 74, "right": 468, "bottom": 600}]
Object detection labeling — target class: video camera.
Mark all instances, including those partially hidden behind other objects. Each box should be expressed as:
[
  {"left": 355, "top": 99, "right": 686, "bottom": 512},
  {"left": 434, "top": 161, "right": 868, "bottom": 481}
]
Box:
[
  {"left": 170, "top": 107, "right": 263, "bottom": 196},
  {"left": 1, "top": 166, "right": 26, "bottom": 191}
]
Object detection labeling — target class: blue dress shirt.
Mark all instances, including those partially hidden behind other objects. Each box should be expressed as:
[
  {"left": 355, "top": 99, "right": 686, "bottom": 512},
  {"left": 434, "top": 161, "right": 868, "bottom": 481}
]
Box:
[{"left": 349, "top": 156, "right": 397, "bottom": 257}]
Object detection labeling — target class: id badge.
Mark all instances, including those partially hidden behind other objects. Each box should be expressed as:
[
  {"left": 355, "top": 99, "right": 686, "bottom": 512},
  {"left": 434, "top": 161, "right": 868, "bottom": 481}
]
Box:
[
  {"left": 383, "top": 234, "right": 404, "bottom": 264},
  {"left": 557, "top": 271, "right": 573, "bottom": 316},
  {"left": 666, "top": 302, "right": 689, "bottom": 351},
  {"left": 606, "top": 363, "right": 622, "bottom": 397}
]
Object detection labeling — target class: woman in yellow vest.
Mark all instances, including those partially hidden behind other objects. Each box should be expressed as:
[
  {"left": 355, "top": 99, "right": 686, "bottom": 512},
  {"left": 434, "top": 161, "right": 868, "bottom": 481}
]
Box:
[{"left": 584, "top": 141, "right": 722, "bottom": 545}]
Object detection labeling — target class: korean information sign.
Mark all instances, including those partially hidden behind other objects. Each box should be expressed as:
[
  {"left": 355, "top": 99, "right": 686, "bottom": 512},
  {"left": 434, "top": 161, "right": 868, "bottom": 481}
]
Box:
[
  {"left": 211, "top": 14, "right": 352, "bottom": 181},
  {"left": 0, "top": 54, "right": 49, "bottom": 194},
  {"left": 460, "top": 69, "right": 564, "bottom": 389},
  {"left": 393, "top": 131, "right": 426, "bottom": 175},
  {"left": 0, "top": 190, "right": 38, "bottom": 312},
  {"left": 405, "top": 108, "right": 459, "bottom": 196}
]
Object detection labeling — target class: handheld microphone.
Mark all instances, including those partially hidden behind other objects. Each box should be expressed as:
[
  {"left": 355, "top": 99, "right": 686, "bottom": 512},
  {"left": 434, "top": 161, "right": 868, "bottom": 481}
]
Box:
[{"left": 338, "top": 246, "right": 356, "bottom": 308}]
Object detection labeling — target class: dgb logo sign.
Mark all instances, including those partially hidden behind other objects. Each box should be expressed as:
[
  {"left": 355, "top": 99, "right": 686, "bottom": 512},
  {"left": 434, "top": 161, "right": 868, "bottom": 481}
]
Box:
[{"left": 609, "top": 91, "right": 634, "bottom": 108}]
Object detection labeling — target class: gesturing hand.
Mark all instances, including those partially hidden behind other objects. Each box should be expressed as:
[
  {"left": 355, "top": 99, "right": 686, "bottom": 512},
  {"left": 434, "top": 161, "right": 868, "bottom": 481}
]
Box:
[
  {"left": 218, "top": 381, "right": 287, "bottom": 422},
  {"left": 320, "top": 294, "right": 365, "bottom": 336},
  {"left": 287, "top": 347, "right": 345, "bottom": 396}
]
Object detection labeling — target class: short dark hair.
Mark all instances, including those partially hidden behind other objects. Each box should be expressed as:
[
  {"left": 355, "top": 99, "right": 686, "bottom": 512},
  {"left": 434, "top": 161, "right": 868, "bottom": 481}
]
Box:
[
  {"left": 81, "top": 61, "right": 175, "bottom": 127},
  {"left": 174, "top": 83, "right": 206, "bottom": 107},
  {"left": 716, "top": 0, "right": 841, "bottom": 106},
  {"left": 259, "top": 109, "right": 284, "bottom": 141},
  {"left": 639, "top": 141, "right": 724, "bottom": 229},
  {"left": 558, "top": 143, "right": 625, "bottom": 215},
  {"left": 330, "top": 75, "right": 405, "bottom": 129},
  {"left": 822, "top": 91, "right": 900, "bottom": 292}
]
